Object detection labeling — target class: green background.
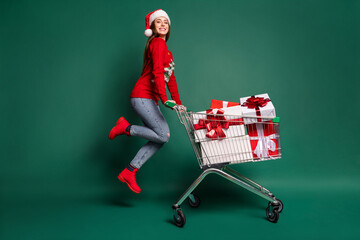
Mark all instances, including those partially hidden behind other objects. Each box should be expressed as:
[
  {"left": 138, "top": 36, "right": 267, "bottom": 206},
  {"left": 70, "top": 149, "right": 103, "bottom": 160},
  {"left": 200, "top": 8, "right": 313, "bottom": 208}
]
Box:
[{"left": 1, "top": 0, "right": 359, "bottom": 239}]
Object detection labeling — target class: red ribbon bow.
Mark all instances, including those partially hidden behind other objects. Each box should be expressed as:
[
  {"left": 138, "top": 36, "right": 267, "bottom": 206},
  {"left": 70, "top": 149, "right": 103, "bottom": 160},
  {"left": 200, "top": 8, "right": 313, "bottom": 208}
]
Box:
[
  {"left": 241, "top": 96, "right": 270, "bottom": 109},
  {"left": 241, "top": 96, "right": 271, "bottom": 121},
  {"left": 194, "top": 109, "right": 243, "bottom": 139}
]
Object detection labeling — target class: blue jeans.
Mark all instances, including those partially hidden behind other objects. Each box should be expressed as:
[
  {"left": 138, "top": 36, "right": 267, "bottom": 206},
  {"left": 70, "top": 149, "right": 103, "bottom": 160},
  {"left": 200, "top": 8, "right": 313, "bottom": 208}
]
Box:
[{"left": 129, "top": 98, "right": 170, "bottom": 169}]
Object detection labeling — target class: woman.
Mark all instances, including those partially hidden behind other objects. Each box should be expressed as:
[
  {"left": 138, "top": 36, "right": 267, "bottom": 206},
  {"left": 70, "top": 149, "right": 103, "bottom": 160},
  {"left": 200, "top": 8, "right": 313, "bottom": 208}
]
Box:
[{"left": 108, "top": 9, "right": 185, "bottom": 194}]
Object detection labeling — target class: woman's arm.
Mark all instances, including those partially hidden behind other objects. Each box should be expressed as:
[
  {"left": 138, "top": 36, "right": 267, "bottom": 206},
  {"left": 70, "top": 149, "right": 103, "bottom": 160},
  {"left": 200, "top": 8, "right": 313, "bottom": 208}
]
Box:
[
  {"left": 167, "top": 71, "right": 182, "bottom": 105},
  {"left": 150, "top": 38, "right": 168, "bottom": 104}
]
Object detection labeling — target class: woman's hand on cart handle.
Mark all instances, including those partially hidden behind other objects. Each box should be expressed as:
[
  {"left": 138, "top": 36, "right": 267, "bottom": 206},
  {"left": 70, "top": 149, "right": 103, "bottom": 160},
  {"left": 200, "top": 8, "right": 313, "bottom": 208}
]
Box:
[
  {"left": 164, "top": 100, "right": 177, "bottom": 110},
  {"left": 164, "top": 100, "right": 187, "bottom": 112},
  {"left": 177, "top": 105, "right": 187, "bottom": 112}
]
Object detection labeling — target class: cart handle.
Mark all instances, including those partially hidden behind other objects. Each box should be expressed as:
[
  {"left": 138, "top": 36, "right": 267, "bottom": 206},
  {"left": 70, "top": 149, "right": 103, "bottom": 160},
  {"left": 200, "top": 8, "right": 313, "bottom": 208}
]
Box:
[
  {"left": 165, "top": 101, "right": 190, "bottom": 112},
  {"left": 165, "top": 101, "right": 186, "bottom": 125},
  {"left": 165, "top": 101, "right": 177, "bottom": 109},
  {"left": 272, "top": 117, "right": 280, "bottom": 123}
]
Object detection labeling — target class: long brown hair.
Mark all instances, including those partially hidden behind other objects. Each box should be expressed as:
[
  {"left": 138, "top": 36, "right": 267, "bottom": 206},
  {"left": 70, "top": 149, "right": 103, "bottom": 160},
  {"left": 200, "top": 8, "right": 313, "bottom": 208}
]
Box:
[{"left": 142, "top": 21, "right": 171, "bottom": 73}]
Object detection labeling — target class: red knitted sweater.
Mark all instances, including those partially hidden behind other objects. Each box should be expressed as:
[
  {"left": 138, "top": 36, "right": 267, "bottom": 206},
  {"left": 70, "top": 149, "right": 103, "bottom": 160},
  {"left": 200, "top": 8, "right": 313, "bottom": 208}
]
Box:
[{"left": 130, "top": 38, "right": 182, "bottom": 105}]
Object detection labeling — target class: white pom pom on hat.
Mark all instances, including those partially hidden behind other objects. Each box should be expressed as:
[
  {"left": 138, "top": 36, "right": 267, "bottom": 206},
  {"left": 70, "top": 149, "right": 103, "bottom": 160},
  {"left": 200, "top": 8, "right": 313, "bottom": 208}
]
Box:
[
  {"left": 144, "top": 9, "right": 171, "bottom": 37},
  {"left": 144, "top": 29, "right": 153, "bottom": 37}
]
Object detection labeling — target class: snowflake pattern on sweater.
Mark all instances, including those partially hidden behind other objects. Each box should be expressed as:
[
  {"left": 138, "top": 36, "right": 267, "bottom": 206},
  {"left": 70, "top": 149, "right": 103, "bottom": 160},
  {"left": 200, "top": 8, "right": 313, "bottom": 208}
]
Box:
[
  {"left": 164, "top": 60, "right": 175, "bottom": 83},
  {"left": 151, "top": 59, "right": 175, "bottom": 83}
]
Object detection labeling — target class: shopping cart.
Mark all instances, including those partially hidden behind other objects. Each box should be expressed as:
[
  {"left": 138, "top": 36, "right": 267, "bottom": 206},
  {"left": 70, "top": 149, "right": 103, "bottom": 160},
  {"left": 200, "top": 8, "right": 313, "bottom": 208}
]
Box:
[{"left": 167, "top": 103, "right": 283, "bottom": 228}]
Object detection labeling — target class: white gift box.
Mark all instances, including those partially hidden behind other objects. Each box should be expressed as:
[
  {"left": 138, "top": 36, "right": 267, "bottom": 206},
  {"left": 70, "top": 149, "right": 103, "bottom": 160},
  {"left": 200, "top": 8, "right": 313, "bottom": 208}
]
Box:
[
  {"left": 194, "top": 125, "right": 246, "bottom": 142},
  {"left": 192, "top": 107, "right": 245, "bottom": 142},
  {"left": 200, "top": 136, "right": 253, "bottom": 165},
  {"left": 193, "top": 106, "right": 243, "bottom": 122},
  {"left": 239, "top": 93, "right": 276, "bottom": 124}
]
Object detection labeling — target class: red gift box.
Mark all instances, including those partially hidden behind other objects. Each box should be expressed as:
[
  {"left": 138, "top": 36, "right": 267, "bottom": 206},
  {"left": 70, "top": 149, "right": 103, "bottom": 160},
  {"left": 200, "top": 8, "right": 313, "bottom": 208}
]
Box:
[
  {"left": 211, "top": 99, "right": 240, "bottom": 109},
  {"left": 246, "top": 121, "right": 280, "bottom": 160}
]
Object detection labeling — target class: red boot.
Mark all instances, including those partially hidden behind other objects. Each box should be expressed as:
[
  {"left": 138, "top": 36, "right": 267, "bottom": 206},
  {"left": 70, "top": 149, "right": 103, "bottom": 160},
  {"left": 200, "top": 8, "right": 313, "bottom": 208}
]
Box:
[
  {"left": 108, "top": 117, "right": 130, "bottom": 139},
  {"left": 118, "top": 168, "right": 141, "bottom": 194}
]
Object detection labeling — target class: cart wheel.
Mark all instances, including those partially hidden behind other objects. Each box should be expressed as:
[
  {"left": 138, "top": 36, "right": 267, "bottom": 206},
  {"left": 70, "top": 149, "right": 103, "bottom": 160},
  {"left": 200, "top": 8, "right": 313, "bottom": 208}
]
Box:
[
  {"left": 266, "top": 206, "right": 279, "bottom": 223},
  {"left": 274, "top": 199, "right": 284, "bottom": 213},
  {"left": 188, "top": 194, "right": 201, "bottom": 208},
  {"left": 173, "top": 208, "right": 186, "bottom": 228},
  {"left": 268, "top": 199, "right": 283, "bottom": 213}
]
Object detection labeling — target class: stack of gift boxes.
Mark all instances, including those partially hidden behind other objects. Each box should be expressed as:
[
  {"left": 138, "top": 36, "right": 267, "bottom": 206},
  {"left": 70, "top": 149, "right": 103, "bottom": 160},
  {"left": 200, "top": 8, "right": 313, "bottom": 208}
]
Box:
[{"left": 193, "top": 93, "right": 281, "bottom": 166}]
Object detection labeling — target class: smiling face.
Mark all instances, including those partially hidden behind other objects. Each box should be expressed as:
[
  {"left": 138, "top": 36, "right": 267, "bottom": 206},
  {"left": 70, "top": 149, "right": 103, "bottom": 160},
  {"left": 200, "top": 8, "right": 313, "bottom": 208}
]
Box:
[{"left": 154, "top": 16, "right": 169, "bottom": 38}]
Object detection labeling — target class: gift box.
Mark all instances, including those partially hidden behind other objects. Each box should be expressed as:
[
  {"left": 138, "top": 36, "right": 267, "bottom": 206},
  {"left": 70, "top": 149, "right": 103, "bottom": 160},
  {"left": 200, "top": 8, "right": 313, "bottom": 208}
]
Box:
[
  {"left": 194, "top": 125, "right": 245, "bottom": 142},
  {"left": 246, "top": 121, "right": 280, "bottom": 160},
  {"left": 240, "top": 93, "right": 276, "bottom": 124},
  {"left": 200, "top": 135, "right": 253, "bottom": 165},
  {"left": 211, "top": 99, "right": 240, "bottom": 109},
  {"left": 193, "top": 107, "right": 245, "bottom": 142}
]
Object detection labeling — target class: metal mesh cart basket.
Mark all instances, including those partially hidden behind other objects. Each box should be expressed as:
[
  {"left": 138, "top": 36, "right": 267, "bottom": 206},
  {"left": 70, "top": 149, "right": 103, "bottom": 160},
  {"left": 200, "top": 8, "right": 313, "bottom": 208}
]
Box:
[{"left": 170, "top": 105, "right": 284, "bottom": 227}]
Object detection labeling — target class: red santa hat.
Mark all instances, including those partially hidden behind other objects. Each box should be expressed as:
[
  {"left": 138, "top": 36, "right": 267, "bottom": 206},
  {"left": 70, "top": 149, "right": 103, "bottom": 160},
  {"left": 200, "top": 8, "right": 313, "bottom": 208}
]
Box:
[{"left": 144, "top": 9, "right": 171, "bottom": 37}]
